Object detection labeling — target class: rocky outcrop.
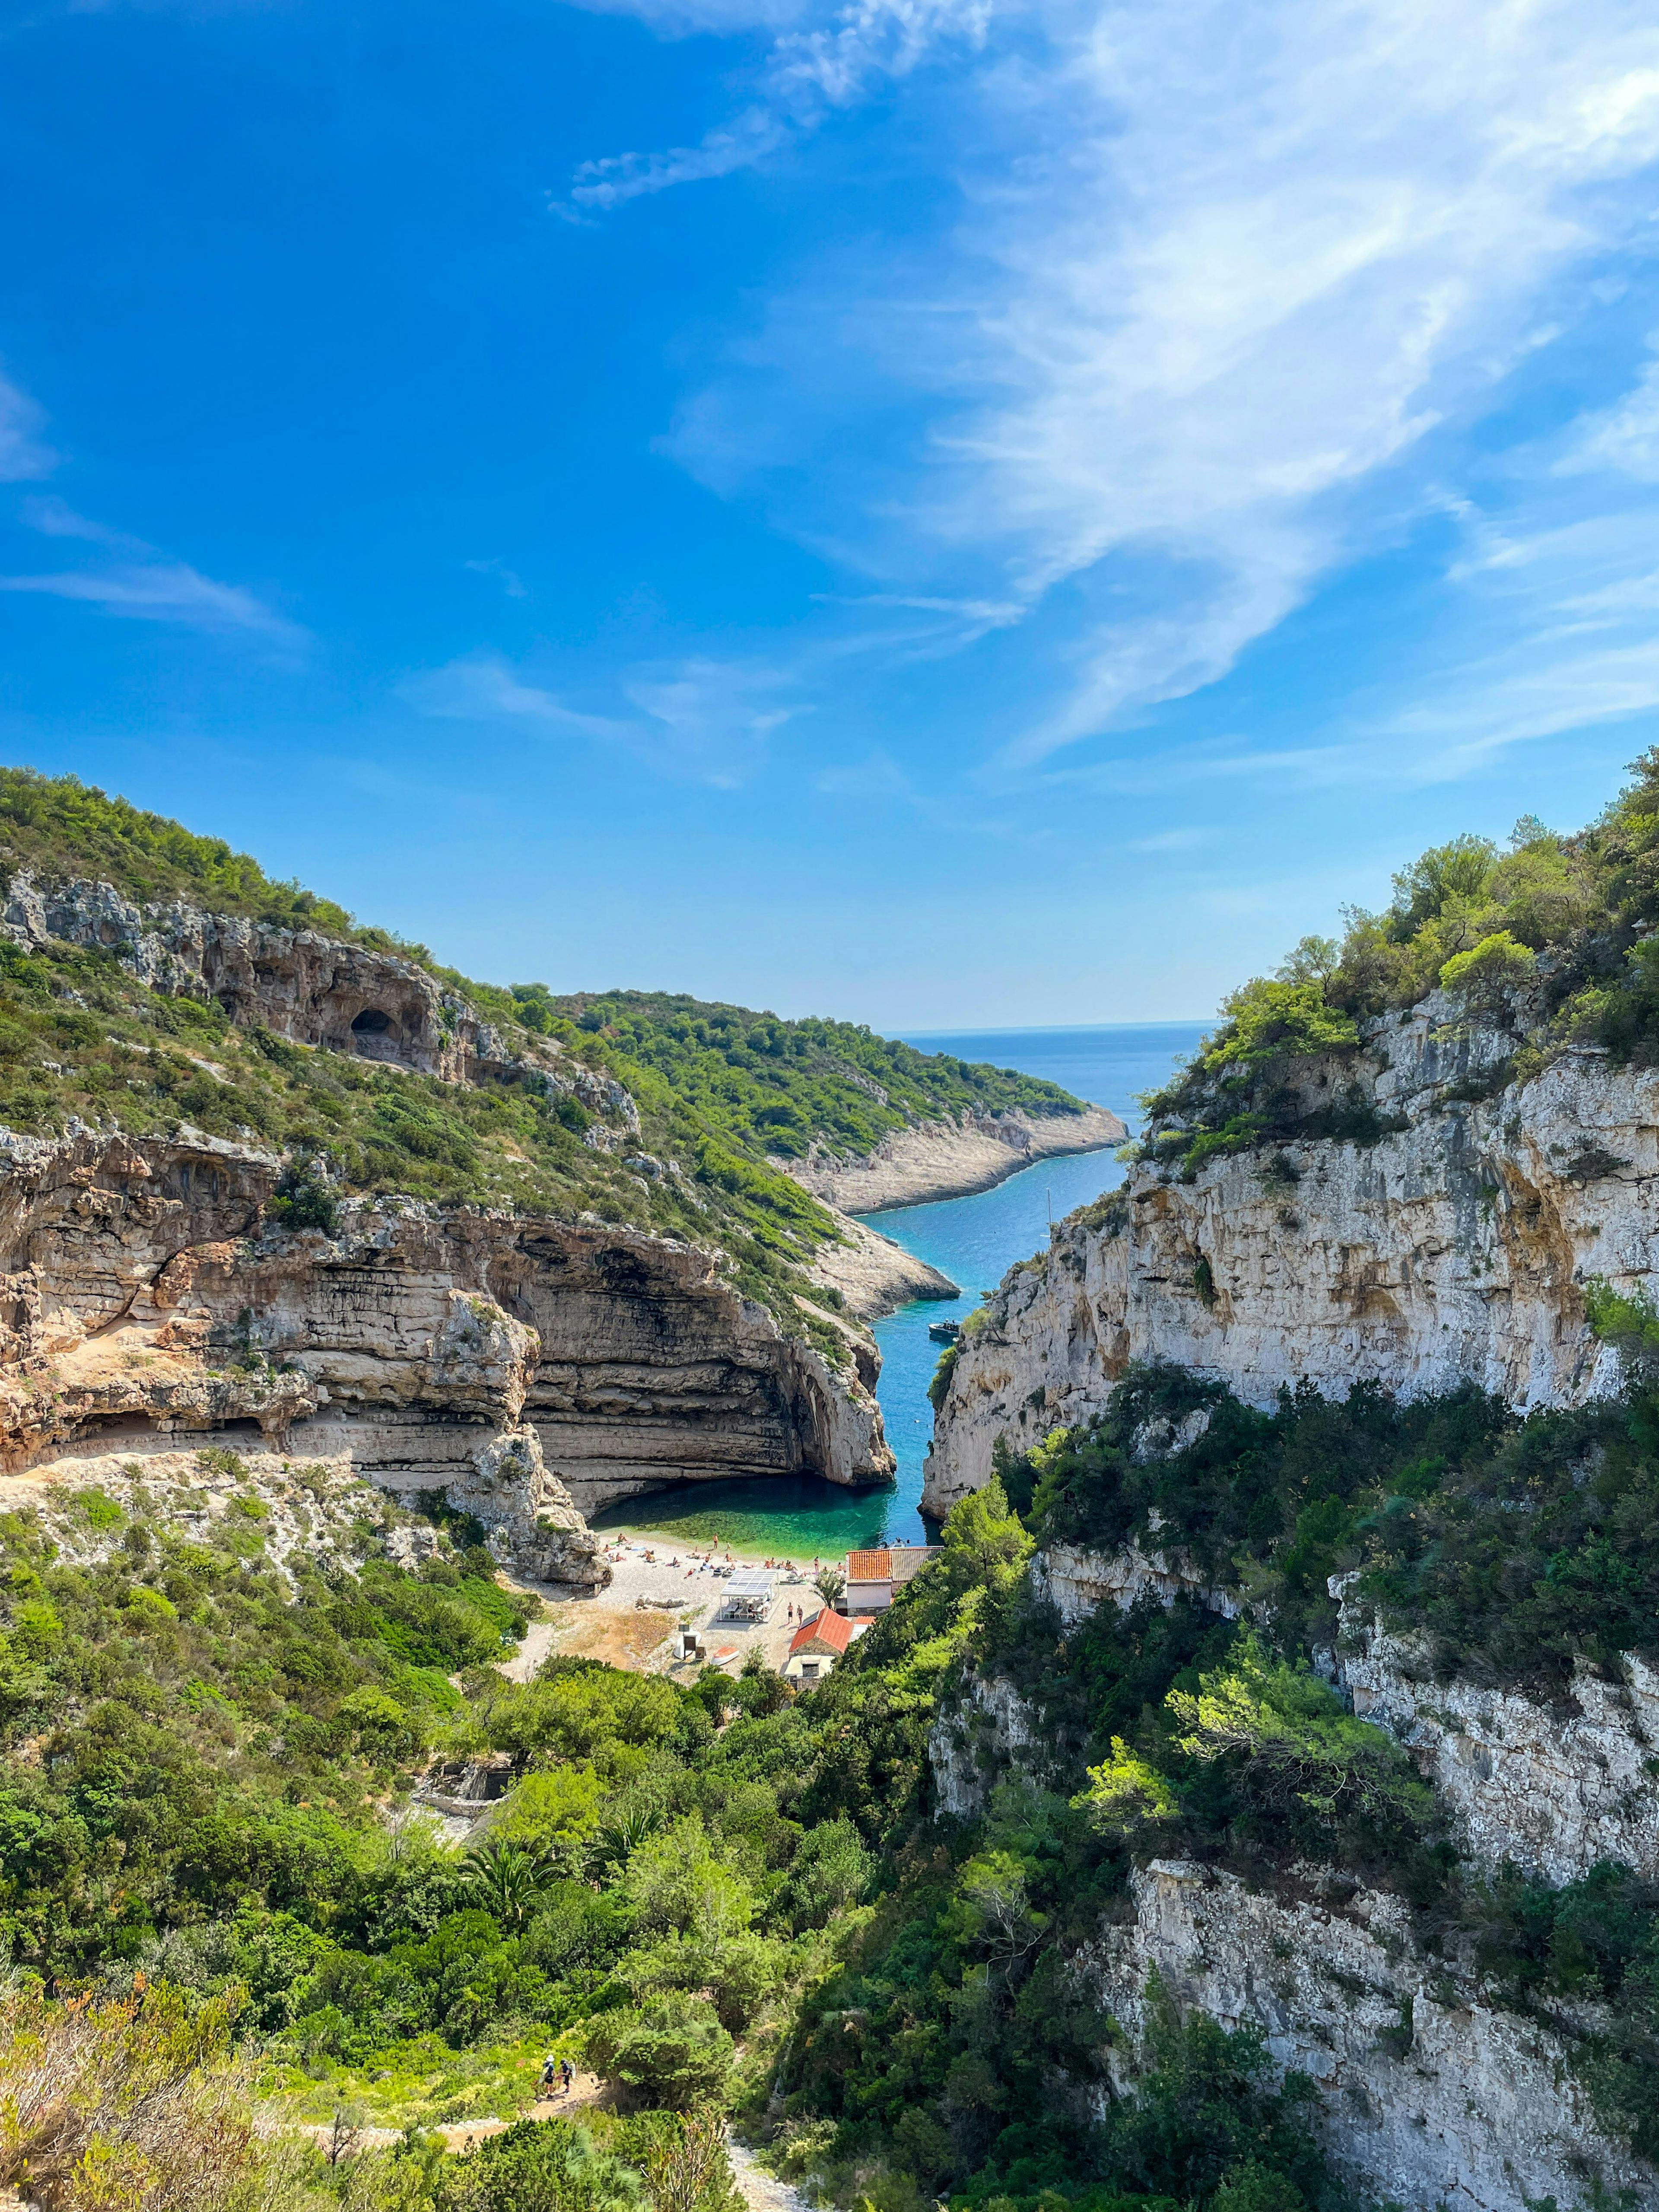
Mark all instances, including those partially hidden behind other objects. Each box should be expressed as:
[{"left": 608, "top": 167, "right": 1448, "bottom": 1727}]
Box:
[
  {"left": 0, "top": 1125, "right": 892, "bottom": 1577},
  {"left": 927, "top": 1539, "right": 1657, "bottom": 2206},
  {"left": 3, "top": 1438, "right": 451, "bottom": 1589},
  {"left": 929, "top": 1672, "right": 1042, "bottom": 1818},
  {"left": 1083, "top": 1860, "right": 1649, "bottom": 2212},
  {"left": 925, "top": 1006, "right": 1652, "bottom": 1513},
  {"left": 0, "top": 868, "right": 636, "bottom": 1134},
  {"left": 1032, "top": 1532, "right": 1240, "bottom": 1627},
  {"left": 780, "top": 1101, "right": 1125, "bottom": 1215},
  {"left": 1334, "top": 1576, "right": 1659, "bottom": 1883},
  {"left": 808, "top": 1215, "right": 959, "bottom": 1321}
]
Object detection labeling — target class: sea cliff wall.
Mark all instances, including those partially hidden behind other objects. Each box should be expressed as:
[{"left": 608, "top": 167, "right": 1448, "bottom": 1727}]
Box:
[
  {"left": 1083, "top": 1859, "right": 1647, "bottom": 2212},
  {"left": 0, "top": 1125, "right": 892, "bottom": 1559},
  {"left": 925, "top": 1003, "right": 1650, "bottom": 1513}
]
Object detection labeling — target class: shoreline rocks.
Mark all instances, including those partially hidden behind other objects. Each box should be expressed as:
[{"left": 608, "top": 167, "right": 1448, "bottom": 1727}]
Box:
[
  {"left": 809, "top": 1214, "right": 960, "bottom": 1321},
  {"left": 778, "top": 1101, "right": 1125, "bottom": 1217}
]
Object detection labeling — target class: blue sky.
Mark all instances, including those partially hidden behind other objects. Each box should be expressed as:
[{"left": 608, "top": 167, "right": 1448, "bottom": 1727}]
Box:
[{"left": 3, "top": 0, "right": 1659, "bottom": 1028}]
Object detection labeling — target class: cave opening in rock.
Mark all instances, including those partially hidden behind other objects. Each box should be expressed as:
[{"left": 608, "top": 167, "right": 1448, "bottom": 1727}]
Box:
[{"left": 351, "top": 1007, "right": 394, "bottom": 1037}]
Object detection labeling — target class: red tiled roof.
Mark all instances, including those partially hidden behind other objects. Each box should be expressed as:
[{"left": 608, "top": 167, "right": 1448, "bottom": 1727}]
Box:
[
  {"left": 846, "top": 1550, "right": 892, "bottom": 1582},
  {"left": 789, "top": 1609, "right": 855, "bottom": 1658}
]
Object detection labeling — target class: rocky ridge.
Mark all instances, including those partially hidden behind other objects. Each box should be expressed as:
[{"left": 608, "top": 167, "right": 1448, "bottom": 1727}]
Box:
[
  {"left": 925, "top": 998, "right": 1649, "bottom": 1513},
  {"left": 0, "top": 865, "right": 639, "bottom": 1131},
  {"left": 0, "top": 863, "right": 1096, "bottom": 1543}
]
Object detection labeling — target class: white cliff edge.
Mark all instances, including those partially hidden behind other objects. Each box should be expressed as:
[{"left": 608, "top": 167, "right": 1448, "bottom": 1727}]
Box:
[{"left": 925, "top": 1004, "right": 1647, "bottom": 1514}]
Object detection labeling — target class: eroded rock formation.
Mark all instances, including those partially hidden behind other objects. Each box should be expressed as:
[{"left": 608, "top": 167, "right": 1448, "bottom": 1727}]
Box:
[
  {"left": 929, "top": 1535, "right": 1659, "bottom": 2207},
  {"left": 1333, "top": 1573, "right": 1659, "bottom": 1884},
  {"left": 1083, "top": 1859, "right": 1646, "bottom": 2212},
  {"left": 0, "top": 868, "right": 636, "bottom": 1128},
  {"left": 0, "top": 1125, "right": 892, "bottom": 1577},
  {"left": 926, "top": 1003, "right": 1652, "bottom": 1513}
]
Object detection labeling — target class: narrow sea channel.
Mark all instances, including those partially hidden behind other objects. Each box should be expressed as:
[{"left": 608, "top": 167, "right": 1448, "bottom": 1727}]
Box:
[{"left": 590, "top": 1020, "right": 1208, "bottom": 1557}]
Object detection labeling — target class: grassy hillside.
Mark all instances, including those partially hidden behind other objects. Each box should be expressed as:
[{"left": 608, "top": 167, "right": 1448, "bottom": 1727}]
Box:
[{"left": 0, "top": 769, "right": 1093, "bottom": 1343}]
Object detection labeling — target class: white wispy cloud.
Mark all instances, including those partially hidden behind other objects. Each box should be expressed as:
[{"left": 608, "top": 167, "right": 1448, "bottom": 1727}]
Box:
[
  {"left": 3, "top": 490, "right": 302, "bottom": 642},
  {"left": 566, "top": 107, "right": 793, "bottom": 212},
  {"left": 572, "top": 0, "right": 1659, "bottom": 772},
  {"left": 0, "top": 374, "right": 54, "bottom": 483},
  {"left": 405, "top": 650, "right": 803, "bottom": 785},
  {"left": 0, "top": 563, "right": 304, "bottom": 639},
  {"left": 404, "top": 653, "right": 636, "bottom": 738},
  {"left": 1559, "top": 340, "right": 1659, "bottom": 482},
  {"left": 464, "top": 556, "right": 529, "bottom": 599},
  {"left": 559, "top": 0, "right": 989, "bottom": 210}
]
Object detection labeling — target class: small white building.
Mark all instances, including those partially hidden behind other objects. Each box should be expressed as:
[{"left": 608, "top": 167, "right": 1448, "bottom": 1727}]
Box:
[{"left": 782, "top": 1608, "right": 866, "bottom": 1686}]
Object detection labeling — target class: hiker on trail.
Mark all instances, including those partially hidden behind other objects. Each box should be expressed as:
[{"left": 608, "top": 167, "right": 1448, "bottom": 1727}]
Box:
[
  {"left": 541, "top": 2053, "right": 557, "bottom": 2095},
  {"left": 560, "top": 2058, "right": 575, "bottom": 2093}
]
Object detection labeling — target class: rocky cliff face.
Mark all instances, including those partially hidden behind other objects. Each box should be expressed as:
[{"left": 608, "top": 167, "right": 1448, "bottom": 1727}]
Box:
[
  {"left": 0, "top": 867, "right": 638, "bottom": 1130},
  {"left": 0, "top": 1125, "right": 891, "bottom": 1573},
  {"left": 1082, "top": 1859, "right": 1646, "bottom": 2212},
  {"left": 928, "top": 1537, "right": 1659, "bottom": 2208},
  {"left": 1333, "top": 1576, "right": 1659, "bottom": 1884},
  {"left": 925, "top": 1003, "right": 1649, "bottom": 1513}
]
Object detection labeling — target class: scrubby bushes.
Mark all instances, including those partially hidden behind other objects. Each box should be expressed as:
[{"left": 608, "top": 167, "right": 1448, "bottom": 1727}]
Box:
[{"left": 1137, "top": 750, "right": 1659, "bottom": 1173}]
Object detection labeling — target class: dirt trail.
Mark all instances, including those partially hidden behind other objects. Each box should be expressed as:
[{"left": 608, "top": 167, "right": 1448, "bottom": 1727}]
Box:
[{"left": 725, "top": 2135, "right": 812, "bottom": 2212}]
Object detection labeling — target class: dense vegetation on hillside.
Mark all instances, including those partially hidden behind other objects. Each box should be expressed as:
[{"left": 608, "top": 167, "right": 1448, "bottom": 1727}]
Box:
[
  {"left": 18, "top": 1343, "right": 1659, "bottom": 2206},
  {"left": 973, "top": 1342, "right": 1659, "bottom": 2162},
  {"left": 0, "top": 1459, "right": 1344, "bottom": 2212},
  {"left": 524, "top": 991, "right": 1078, "bottom": 1164},
  {"left": 0, "top": 769, "right": 1092, "bottom": 1343},
  {"left": 1137, "top": 749, "right": 1659, "bottom": 1173},
  {"left": 0, "top": 768, "right": 397, "bottom": 950}
]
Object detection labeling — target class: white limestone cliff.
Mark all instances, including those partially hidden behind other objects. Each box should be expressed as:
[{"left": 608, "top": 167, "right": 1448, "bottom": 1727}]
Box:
[
  {"left": 925, "top": 1005, "right": 1651, "bottom": 1514},
  {"left": 1083, "top": 1860, "right": 1648, "bottom": 2212},
  {"left": 781, "top": 1100, "right": 1125, "bottom": 1214}
]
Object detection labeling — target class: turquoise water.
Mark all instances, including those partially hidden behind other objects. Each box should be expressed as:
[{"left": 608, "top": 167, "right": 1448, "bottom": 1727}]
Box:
[{"left": 591, "top": 1020, "right": 1208, "bottom": 1555}]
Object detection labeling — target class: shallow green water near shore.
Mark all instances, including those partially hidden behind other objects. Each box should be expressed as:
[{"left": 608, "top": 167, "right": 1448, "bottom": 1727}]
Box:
[
  {"left": 592, "top": 1020, "right": 1207, "bottom": 1554},
  {"left": 588, "top": 1471, "right": 890, "bottom": 1561}
]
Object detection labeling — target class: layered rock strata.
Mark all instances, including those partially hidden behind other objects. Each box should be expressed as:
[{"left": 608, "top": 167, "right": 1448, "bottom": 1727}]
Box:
[
  {"left": 0, "top": 1125, "right": 892, "bottom": 1575},
  {"left": 926, "top": 1006, "right": 1651, "bottom": 1513},
  {"left": 781, "top": 1100, "right": 1125, "bottom": 1214}
]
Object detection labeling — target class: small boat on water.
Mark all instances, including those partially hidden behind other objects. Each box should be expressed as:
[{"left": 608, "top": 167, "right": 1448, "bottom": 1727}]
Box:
[{"left": 928, "top": 1319, "right": 961, "bottom": 1344}]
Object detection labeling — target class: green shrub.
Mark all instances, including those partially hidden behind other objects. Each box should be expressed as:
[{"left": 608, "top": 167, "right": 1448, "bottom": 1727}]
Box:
[
  {"left": 582, "top": 1996, "right": 734, "bottom": 2110},
  {"left": 441, "top": 2118, "right": 645, "bottom": 2212}
]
